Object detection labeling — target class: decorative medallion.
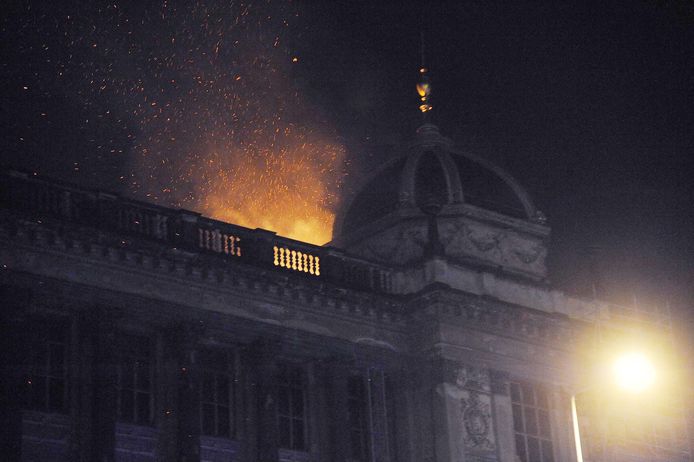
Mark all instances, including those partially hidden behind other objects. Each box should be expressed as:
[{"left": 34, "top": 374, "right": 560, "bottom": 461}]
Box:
[{"left": 460, "top": 391, "right": 495, "bottom": 451}]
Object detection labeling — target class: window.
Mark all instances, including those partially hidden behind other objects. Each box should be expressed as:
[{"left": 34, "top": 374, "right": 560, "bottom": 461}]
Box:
[
  {"left": 24, "top": 321, "right": 68, "bottom": 413},
  {"left": 347, "top": 375, "right": 371, "bottom": 461},
  {"left": 511, "top": 381, "right": 554, "bottom": 462},
  {"left": 199, "top": 348, "right": 235, "bottom": 438},
  {"left": 277, "top": 365, "right": 307, "bottom": 450},
  {"left": 117, "top": 335, "right": 153, "bottom": 425}
]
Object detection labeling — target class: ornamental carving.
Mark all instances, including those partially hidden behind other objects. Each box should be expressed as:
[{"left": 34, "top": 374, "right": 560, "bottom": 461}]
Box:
[
  {"left": 455, "top": 365, "right": 490, "bottom": 393},
  {"left": 460, "top": 392, "right": 494, "bottom": 451},
  {"left": 465, "top": 227, "right": 502, "bottom": 253},
  {"left": 513, "top": 246, "right": 542, "bottom": 264}
]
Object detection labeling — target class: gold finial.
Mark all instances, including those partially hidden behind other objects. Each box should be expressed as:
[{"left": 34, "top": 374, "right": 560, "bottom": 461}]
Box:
[{"left": 417, "top": 32, "right": 432, "bottom": 114}]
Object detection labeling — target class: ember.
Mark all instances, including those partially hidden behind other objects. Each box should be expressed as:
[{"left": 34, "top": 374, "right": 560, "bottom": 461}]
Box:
[{"left": 114, "top": 1, "right": 347, "bottom": 245}]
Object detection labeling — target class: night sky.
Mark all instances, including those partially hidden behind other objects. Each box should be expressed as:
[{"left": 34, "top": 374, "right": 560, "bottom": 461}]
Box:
[{"left": 2, "top": 1, "right": 693, "bottom": 315}]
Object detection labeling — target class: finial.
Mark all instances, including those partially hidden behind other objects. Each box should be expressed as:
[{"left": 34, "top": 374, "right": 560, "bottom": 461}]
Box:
[{"left": 417, "top": 31, "right": 432, "bottom": 116}]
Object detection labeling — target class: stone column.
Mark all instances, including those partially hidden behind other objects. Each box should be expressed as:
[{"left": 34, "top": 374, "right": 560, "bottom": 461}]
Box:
[
  {"left": 244, "top": 340, "right": 280, "bottom": 462},
  {"left": 307, "top": 361, "right": 329, "bottom": 461},
  {"left": 490, "top": 370, "right": 516, "bottom": 462},
  {"left": 368, "top": 367, "right": 392, "bottom": 462},
  {"left": 177, "top": 325, "right": 204, "bottom": 462},
  {"left": 325, "top": 360, "right": 350, "bottom": 462},
  {"left": 389, "top": 367, "right": 416, "bottom": 462},
  {"left": 412, "top": 360, "right": 437, "bottom": 462},
  {"left": 68, "top": 311, "right": 97, "bottom": 462},
  {"left": 0, "top": 285, "right": 32, "bottom": 461},
  {"left": 91, "top": 310, "right": 118, "bottom": 462},
  {"left": 430, "top": 360, "right": 501, "bottom": 462},
  {"left": 155, "top": 326, "right": 181, "bottom": 462}
]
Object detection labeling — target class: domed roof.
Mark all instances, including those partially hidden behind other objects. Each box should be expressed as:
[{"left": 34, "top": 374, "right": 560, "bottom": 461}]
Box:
[{"left": 334, "top": 124, "right": 542, "bottom": 241}]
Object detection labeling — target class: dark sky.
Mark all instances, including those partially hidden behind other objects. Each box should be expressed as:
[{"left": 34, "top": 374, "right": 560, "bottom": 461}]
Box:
[{"left": 2, "top": 1, "right": 693, "bottom": 314}]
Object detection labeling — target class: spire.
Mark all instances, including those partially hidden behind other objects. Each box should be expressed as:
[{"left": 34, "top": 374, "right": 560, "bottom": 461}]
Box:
[{"left": 416, "top": 31, "right": 433, "bottom": 116}]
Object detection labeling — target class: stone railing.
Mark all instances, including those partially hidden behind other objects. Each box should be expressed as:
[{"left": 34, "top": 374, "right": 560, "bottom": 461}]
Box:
[{"left": 0, "top": 169, "right": 392, "bottom": 294}]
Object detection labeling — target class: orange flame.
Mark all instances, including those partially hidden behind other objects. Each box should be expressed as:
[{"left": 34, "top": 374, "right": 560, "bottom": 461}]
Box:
[
  {"left": 126, "top": 1, "right": 347, "bottom": 246},
  {"left": 195, "top": 128, "right": 345, "bottom": 245}
]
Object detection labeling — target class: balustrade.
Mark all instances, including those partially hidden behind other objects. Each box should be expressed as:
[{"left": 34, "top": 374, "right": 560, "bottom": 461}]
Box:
[
  {"left": 273, "top": 245, "right": 320, "bottom": 276},
  {"left": 198, "top": 228, "right": 242, "bottom": 257},
  {"left": 1, "top": 169, "right": 397, "bottom": 294}
]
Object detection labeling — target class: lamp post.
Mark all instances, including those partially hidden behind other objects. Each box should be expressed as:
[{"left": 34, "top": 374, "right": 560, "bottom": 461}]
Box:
[{"left": 571, "top": 351, "right": 657, "bottom": 462}]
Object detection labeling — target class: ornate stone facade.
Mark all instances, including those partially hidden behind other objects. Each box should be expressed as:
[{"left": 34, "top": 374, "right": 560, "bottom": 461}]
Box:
[{"left": 1, "top": 121, "right": 690, "bottom": 462}]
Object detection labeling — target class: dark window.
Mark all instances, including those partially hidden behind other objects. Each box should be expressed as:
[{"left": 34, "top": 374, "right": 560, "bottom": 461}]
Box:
[
  {"left": 277, "top": 365, "right": 307, "bottom": 451},
  {"left": 199, "top": 348, "right": 235, "bottom": 438},
  {"left": 117, "top": 335, "right": 152, "bottom": 425},
  {"left": 24, "top": 321, "right": 69, "bottom": 413},
  {"left": 348, "top": 375, "right": 371, "bottom": 461},
  {"left": 511, "top": 381, "right": 554, "bottom": 462}
]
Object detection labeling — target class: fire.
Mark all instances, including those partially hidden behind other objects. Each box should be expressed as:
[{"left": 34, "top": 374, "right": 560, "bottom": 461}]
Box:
[
  {"left": 121, "top": 1, "right": 347, "bottom": 245},
  {"left": 192, "top": 128, "right": 345, "bottom": 245}
]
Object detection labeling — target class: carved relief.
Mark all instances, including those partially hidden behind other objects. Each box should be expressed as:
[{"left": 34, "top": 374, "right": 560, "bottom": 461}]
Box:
[
  {"left": 513, "top": 245, "right": 543, "bottom": 264},
  {"left": 356, "top": 222, "right": 426, "bottom": 264},
  {"left": 438, "top": 217, "right": 546, "bottom": 277},
  {"left": 460, "top": 391, "right": 495, "bottom": 452},
  {"left": 465, "top": 227, "right": 502, "bottom": 253},
  {"left": 455, "top": 365, "right": 491, "bottom": 393}
]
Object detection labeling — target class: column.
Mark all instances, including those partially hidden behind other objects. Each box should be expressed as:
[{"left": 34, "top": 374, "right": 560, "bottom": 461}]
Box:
[
  {"left": 388, "top": 367, "right": 415, "bottom": 462},
  {"left": 368, "top": 367, "right": 392, "bottom": 462},
  {"left": 307, "top": 361, "right": 330, "bottom": 461},
  {"left": 177, "top": 325, "right": 204, "bottom": 462},
  {"left": 0, "top": 285, "right": 32, "bottom": 461},
  {"left": 69, "top": 311, "right": 96, "bottom": 461},
  {"left": 490, "top": 370, "right": 516, "bottom": 462},
  {"left": 411, "top": 360, "right": 437, "bottom": 462},
  {"left": 325, "top": 360, "right": 351, "bottom": 462},
  {"left": 91, "top": 310, "right": 118, "bottom": 462},
  {"left": 432, "top": 360, "right": 501, "bottom": 462},
  {"left": 246, "top": 340, "right": 280, "bottom": 462},
  {"left": 155, "top": 326, "right": 181, "bottom": 462}
]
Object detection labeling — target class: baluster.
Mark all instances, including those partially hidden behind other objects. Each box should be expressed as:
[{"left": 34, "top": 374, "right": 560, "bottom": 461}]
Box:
[
  {"left": 290, "top": 250, "right": 297, "bottom": 270},
  {"left": 296, "top": 252, "right": 303, "bottom": 271},
  {"left": 308, "top": 255, "right": 314, "bottom": 274},
  {"left": 314, "top": 257, "right": 320, "bottom": 276},
  {"left": 235, "top": 237, "right": 241, "bottom": 256},
  {"left": 212, "top": 229, "right": 221, "bottom": 253}
]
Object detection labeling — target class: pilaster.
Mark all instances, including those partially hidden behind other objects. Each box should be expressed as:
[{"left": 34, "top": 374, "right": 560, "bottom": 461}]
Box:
[
  {"left": 489, "top": 370, "right": 515, "bottom": 462},
  {"left": 325, "top": 360, "right": 351, "bottom": 462},
  {"left": 155, "top": 326, "right": 181, "bottom": 462},
  {"left": 246, "top": 339, "right": 281, "bottom": 462},
  {"left": 368, "top": 367, "right": 392, "bottom": 462},
  {"left": 0, "top": 285, "right": 32, "bottom": 461},
  {"left": 177, "top": 324, "right": 205, "bottom": 462},
  {"left": 91, "top": 309, "right": 118, "bottom": 462}
]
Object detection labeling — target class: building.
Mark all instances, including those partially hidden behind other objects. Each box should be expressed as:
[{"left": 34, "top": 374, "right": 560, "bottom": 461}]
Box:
[{"left": 0, "top": 122, "right": 690, "bottom": 462}]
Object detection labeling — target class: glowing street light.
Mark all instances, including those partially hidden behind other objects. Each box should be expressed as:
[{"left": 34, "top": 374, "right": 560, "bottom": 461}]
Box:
[
  {"left": 612, "top": 352, "right": 656, "bottom": 393},
  {"left": 572, "top": 351, "right": 657, "bottom": 462}
]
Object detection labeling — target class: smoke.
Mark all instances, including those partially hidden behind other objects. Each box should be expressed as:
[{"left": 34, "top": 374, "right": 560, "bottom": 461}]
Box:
[
  {"left": 2, "top": 0, "right": 347, "bottom": 245},
  {"left": 120, "top": 1, "right": 347, "bottom": 244}
]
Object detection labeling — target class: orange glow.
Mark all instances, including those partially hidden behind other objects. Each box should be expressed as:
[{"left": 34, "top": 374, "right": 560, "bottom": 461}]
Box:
[
  {"left": 416, "top": 82, "right": 430, "bottom": 98},
  {"left": 188, "top": 129, "right": 345, "bottom": 246},
  {"left": 126, "top": 3, "right": 347, "bottom": 246}
]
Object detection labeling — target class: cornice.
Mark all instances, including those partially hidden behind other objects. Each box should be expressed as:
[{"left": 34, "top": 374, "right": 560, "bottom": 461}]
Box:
[{"left": 0, "top": 212, "right": 409, "bottom": 332}]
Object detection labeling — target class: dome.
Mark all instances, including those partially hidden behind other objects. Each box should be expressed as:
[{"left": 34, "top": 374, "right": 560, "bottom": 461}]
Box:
[{"left": 334, "top": 124, "right": 541, "bottom": 241}]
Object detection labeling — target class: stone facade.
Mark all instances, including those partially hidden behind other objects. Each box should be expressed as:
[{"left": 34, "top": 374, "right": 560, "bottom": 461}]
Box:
[{"left": 0, "top": 151, "right": 690, "bottom": 462}]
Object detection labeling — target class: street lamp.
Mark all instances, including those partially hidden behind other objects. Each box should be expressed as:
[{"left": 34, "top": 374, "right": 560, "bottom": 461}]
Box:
[{"left": 571, "top": 351, "right": 657, "bottom": 462}]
